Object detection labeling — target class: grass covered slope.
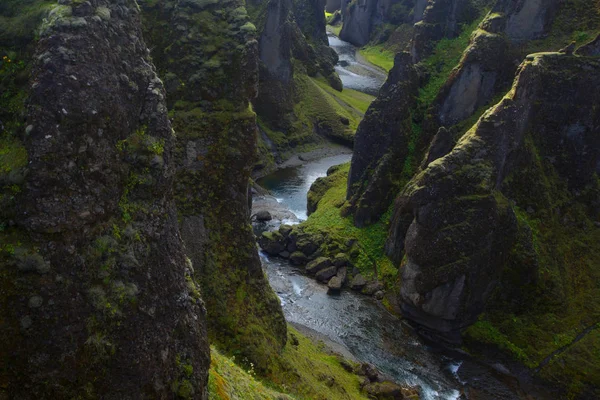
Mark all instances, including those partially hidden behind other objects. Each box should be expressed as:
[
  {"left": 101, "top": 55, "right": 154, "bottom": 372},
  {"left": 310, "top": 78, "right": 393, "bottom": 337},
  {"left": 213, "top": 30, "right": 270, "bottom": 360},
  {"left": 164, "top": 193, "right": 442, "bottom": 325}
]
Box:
[
  {"left": 256, "top": 70, "right": 374, "bottom": 173},
  {"left": 209, "top": 326, "right": 370, "bottom": 400},
  {"left": 298, "top": 164, "right": 398, "bottom": 289}
]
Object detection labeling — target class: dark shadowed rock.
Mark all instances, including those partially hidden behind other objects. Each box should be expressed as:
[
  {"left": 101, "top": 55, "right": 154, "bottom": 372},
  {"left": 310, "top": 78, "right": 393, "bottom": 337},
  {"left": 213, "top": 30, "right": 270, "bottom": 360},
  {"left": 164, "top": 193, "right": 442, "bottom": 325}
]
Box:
[
  {"left": 306, "top": 256, "right": 332, "bottom": 275},
  {"left": 350, "top": 273, "right": 368, "bottom": 290},
  {"left": 255, "top": 210, "right": 273, "bottom": 221},
  {"left": 259, "top": 231, "right": 287, "bottom": 255},
  {"left": 328, "top": 276, "right": 343, "bottom": 293},
  {"left": 576, "top": 33, "right": 600, "bottom": 57},
  {"left": 2, "top": 1, "right": 210, "bottom": 396},
  {"left": 316, "top": 266, "right": 338, "bottom": 282},
  {"left": 347, "top": 52, "right": 419, "bottom": 227},
  {"left": 421, "top": 126, "right": 455, "bottom": 168},
  {"left": 386, "top": 53, "right": 600, "bottom": 335},
  {"left": 290, "top": 251, "right": 309, "bottom": 265},
  {"left": 141, "top": 0, "right": 288, "bottom": 370}
]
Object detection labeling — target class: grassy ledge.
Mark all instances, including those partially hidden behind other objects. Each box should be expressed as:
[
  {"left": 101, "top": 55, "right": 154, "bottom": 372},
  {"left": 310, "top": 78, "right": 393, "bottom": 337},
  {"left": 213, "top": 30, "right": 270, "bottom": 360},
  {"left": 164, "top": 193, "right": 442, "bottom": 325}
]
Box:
[
  {"left": 358, "top": 44, "right": 395, "bottom": 72},
  {"left": 210, "top": 326, "right": 369, "bottom": 400}
]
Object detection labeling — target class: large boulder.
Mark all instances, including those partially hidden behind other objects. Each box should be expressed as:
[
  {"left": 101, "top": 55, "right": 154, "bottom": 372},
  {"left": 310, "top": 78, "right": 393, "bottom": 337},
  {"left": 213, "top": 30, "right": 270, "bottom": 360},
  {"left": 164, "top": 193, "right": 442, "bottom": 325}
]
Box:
[{"left": 306, "top": 256, "right": 333, "bottom": 274}]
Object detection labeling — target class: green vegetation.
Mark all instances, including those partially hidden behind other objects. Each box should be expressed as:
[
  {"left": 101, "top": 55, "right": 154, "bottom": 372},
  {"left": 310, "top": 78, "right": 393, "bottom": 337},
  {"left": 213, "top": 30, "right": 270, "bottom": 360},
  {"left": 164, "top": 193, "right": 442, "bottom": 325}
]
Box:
[
  {"left": 259, "top": 68, "right": 373, "bottom": 158},
  {"left": 526, "top": 0, "right": 600, "bottom": 53},
  {"left": 327, "top": 23, "right": 342, "bottom": 37},
  {"left": 359, "top": 44, "right": 395, "bottom": 72},
  {"left": 464, "top": 135, "right": 600, "bottom": 397},
  {"left": 312, "top": 77, "right": 374, "bottom": 115},
  {"left": 299, "top": 164, "right": 398, "bottom": 287},
  {"left": 418, "top": 18, "right": 483, "bottom": 106},
  {"left": 210, "top": 326, "right": 369, "bottom": 400}
]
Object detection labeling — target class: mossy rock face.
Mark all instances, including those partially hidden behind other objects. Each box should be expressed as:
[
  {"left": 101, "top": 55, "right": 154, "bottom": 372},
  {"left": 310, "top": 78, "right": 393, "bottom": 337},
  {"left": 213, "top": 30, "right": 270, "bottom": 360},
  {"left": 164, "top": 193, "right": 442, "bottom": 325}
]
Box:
[
  {"left": 247, "top": 0, "right": 346, "bottom": 171},
  {"left": 347, "top": 52, "right": 419, "bottom": 228},
  {"left": 1, "top": 0, "right": 210, "bottom": 397},
  {"left": 140, "top": 0, "right": 287, "bottom": 372},
  {"left": 386, "top": 52, "right": 600, "bottom": 393}
]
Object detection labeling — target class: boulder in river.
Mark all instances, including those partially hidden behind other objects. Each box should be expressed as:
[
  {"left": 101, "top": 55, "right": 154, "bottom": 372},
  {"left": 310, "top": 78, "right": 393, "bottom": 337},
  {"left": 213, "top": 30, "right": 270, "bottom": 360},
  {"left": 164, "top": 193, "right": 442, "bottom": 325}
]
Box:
[
  {"left": 327, "top": 276, "right": 343, "bottom": 293},
  {"left": 259, "top": 231, "right": 286, "bottom": 255},
  {"left": 364, "top": 381, "right": 419, "bottom": 400},
  {"left": 306, "top": 257, "right": 332, "bottom": 275},
  {"left": 255, "top": 210, "right": 273, "bottom": 221},
  {"left": 316, "top": 266, "right": 338, "bottom": 283},
  {"left": 350, "top": 273, "right": 367, "bottom": 291}
]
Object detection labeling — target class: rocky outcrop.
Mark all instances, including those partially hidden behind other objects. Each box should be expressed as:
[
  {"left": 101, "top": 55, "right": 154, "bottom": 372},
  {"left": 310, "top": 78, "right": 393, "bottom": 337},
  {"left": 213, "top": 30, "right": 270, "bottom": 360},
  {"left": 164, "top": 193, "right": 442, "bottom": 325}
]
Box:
[
  {"left": 340, "top": 0, "right": 378, "bottom": 46},
  {"left": 326, "top": 0, "right": 342, "bottom": 12},
  {"left": 492, "top": 0, "right": 560, "bottom": 42},
  {"left": 140, "top": 0, "right": 287, "bottom": 371},
  {"left": 248, "top": 0, "right": 346, "bottom": 172},
  {"left": 252, "top": 0, "right": 340, "bottom": 129},
  {"left": 433, "top": 0, "right": 560, "bottom": 126},
  {"left": 339, "top": 0, "right": 421, "bottom": 47},
  {"left": 434, "top": 28, "right": 511, "bottom": 125},
  {"left": 1, "top": 0, "right": 209, "bottom": 397},
  {"left": 386, "top": 52, "right": 600, "bottom": 334},
  {"left": 347, "top": 52, "right": 419, "bottom": 227},
  {"left": 410, "top": 0, "right": 477, "bottom": 62}
]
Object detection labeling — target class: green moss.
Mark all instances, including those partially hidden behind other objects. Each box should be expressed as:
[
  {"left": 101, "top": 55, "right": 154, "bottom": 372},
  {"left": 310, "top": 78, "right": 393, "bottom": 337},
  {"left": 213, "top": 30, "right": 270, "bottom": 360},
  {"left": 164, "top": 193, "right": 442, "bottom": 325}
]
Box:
[
  {"left": 464, "top": 134, "right": 600, "bottom": 395},
  {"left": 359, "top": 44, "right": 395, "bottom": 72},
  {"left": 327, "top": 23, "right": 342, "bottom": 37},
  {"left": 311, "top": 77, "right": 374, "bottom": 115},
  {"left": 210, "top": 326, "right": 370, "bottom": 400},
  {"left": 525, "top": 0, "right": 600, "bottom": 53},
  {"left": 418, "top": 17, "right": 483, "bottom": 106},
  {"left": 299, "top": 164, "right": 397, "bottom": 285}
]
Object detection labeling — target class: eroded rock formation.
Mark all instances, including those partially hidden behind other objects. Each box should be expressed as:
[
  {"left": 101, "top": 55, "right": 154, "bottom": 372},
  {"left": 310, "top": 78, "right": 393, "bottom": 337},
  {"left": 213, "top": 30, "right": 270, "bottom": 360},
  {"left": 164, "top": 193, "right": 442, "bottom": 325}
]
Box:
[
  {"left": 141, "top": 0, "right": 288, "bottom": 370},
  {"left": 433, "top": 0, "right": 560, "bottom": 126},
  {"left": 1, "top": 0, "right": 209, "bottom": 397},
  {"left": 386, "top": 52, "right": 600, "bottom": 335},
  {"left": 347, "top": 52, "right": 419, "bottom": 227}
]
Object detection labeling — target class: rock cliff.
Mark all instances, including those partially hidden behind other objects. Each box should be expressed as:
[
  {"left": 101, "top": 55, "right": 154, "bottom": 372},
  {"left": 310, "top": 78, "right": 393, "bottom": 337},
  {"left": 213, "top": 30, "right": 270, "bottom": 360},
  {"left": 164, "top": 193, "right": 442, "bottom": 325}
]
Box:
[
  {"left": 386, "top": 52, "right": 600, "bottom": 336},
  {"left": 1, "top": 0, "right": 209, "bottom": 397},
  {"left": 140, "top": 0, "right": 288, "bottom": 371},
  {"left": 247, "top": 0, "right": 355, "bottom": 175},
  {"left": 347, "top": 52, "right": 419, "bottom": 227},
  {"left": 433, "top": 0, "right": 560, "bottom": 126}
]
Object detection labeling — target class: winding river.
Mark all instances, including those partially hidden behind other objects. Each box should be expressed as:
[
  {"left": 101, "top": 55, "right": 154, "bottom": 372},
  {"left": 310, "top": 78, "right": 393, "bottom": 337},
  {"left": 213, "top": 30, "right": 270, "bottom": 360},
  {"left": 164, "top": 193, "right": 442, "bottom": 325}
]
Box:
[
  {"left": 253, "top": 35, "right": 535, "bottom": 400},
  {"left": 328, "top": 32, "right": 387, "bottom": 96}
]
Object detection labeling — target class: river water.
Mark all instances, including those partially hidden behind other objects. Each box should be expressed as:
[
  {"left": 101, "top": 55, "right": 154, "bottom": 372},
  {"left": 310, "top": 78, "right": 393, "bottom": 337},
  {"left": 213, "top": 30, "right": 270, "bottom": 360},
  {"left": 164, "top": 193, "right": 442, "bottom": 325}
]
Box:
[
  {"left": 255, "top": 155, "right": 463, "bottom": 400},
  {"left": 328, "top": 33, "right": 387, "bottom": 96},
  {"left": 253, "top": 35, "right": 534, "bottom": 400}
]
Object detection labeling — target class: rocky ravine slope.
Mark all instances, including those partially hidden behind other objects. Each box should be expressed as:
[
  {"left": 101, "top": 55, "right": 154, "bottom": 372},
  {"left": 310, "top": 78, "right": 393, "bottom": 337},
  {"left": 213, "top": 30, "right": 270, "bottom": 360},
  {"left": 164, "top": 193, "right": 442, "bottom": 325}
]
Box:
[
  {"left": 140, "top": 0, "right": 287, "bottom": 372},
  {"left": 1, "top": 1, "right": 210, "bottom": 397},
  {"left": 248, "top": 0, "right": 359, "bottom": 175},
  {"left": 285, "top": 0, "right": 600, "bottom": 397}
]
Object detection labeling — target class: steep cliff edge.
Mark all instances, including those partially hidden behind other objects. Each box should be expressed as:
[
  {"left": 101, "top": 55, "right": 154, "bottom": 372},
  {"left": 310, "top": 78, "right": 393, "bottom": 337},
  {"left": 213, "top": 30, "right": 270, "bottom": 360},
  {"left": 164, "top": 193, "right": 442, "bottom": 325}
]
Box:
[
  {"left": 140, "top": 0, "right": 287, "bottom": 371},
  {"left": 1, "top": 0, "right": 209, "bottom": 397},
  {"left": 249, "top": 0, "right": 361, "bottom": 175},
  {"left": 386, "top": 52, "right": 600, "bottom": 393},
  {"left": 346, "top": 52, "right": 419, "bottom": 227}
]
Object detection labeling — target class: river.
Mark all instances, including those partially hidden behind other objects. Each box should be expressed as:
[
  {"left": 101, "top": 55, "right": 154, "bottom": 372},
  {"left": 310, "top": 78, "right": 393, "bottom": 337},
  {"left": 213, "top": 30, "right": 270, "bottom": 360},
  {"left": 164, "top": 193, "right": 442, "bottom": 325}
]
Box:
[
  {"left": 328, "top": 33, "right": 387, "bottom": 96},
  {"left": 252, "top": 35, "right": 536, "bottom": 400}
]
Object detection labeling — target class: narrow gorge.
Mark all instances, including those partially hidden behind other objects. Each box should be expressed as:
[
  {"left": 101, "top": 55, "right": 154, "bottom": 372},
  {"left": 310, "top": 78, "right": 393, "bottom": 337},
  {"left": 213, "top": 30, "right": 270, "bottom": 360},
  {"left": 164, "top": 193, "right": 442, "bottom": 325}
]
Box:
[{"left": 1, "top": 1, "right": 599, "bottom": 399}]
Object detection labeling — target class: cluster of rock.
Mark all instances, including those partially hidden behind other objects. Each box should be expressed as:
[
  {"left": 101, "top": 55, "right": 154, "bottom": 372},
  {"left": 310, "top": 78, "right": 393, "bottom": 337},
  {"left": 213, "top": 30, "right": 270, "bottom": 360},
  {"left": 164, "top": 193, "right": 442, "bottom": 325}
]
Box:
[
  {"left": 258, "top": 225, "right": 385, "bottom": 298},
  {"left": 349, "top": 361, "right": 420, "bottom": 400}
]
